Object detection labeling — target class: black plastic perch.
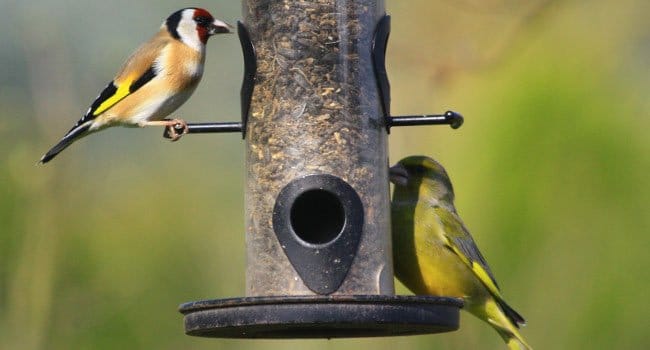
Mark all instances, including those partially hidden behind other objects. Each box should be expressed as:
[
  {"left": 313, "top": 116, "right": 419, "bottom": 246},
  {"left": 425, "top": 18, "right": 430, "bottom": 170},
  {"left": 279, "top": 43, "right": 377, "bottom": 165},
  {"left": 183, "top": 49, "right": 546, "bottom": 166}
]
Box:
[{"left": 178, "top": 0, "right": 464, "bottom": 339}]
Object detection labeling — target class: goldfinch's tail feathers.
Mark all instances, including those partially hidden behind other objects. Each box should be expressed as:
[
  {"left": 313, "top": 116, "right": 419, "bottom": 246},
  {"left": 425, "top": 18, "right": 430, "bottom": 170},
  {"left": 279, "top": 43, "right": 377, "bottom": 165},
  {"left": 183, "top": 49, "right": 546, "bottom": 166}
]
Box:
[{"left": 39, "top": 122, "right": 91, "bottom": 164}]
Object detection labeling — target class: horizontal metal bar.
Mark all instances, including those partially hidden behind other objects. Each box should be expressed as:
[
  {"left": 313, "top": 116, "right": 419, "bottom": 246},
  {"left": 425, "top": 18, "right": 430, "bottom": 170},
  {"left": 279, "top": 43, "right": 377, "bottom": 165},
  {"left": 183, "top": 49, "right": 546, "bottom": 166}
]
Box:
[
  {"left": 389, "top": 111, "right": 464, "bottom": 130},
  {"left": 161, "top": 111, "right": 464, "bottom": 140},
  {"left": 163, "top": 121, "right": 243, "bottom": 139},
  {"left": 186, "top": 122, "right": 243, "bottom": 134}
]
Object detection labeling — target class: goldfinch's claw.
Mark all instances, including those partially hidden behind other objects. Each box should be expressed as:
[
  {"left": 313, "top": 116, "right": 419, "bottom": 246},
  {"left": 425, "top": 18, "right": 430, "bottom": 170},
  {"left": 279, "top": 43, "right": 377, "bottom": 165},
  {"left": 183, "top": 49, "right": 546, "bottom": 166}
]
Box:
[{"left": 163, "top": 119, "right": 188, "bottom": 141}]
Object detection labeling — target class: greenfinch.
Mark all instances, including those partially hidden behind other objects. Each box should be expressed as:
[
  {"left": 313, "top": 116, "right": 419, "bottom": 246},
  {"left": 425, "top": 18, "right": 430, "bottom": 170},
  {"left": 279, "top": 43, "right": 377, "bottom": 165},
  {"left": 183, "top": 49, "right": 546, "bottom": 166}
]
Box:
[{"left": 390, "top": 156, "right": 531, "bottom": 350}]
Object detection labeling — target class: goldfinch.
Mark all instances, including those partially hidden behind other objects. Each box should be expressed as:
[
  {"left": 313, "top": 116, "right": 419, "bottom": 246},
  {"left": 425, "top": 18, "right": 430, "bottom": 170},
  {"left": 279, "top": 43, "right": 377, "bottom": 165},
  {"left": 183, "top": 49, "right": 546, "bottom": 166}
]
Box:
[
  {"left": 390, "top": 156, "right": 531, "bottom": 350},
  {"left": 39, "top": 8, "right": 231, "bottom": 164}
]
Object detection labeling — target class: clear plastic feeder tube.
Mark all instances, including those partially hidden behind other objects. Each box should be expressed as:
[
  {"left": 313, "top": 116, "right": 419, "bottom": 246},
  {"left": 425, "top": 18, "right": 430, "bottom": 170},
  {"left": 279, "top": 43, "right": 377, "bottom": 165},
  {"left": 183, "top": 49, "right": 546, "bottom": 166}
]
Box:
[{"left": 243, "top": 0, "right": 392, "bottom": 296}]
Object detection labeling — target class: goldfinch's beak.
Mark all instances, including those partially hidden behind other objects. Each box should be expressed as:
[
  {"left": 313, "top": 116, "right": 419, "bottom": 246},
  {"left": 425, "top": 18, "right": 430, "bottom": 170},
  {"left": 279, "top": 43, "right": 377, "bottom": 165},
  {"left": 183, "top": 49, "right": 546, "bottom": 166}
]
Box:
[
  {"left": 389, "top": 163, "right": 409, "bottom": 187},
  {"left": 209, "top": 19, "right": 233, "bottom": 35}
]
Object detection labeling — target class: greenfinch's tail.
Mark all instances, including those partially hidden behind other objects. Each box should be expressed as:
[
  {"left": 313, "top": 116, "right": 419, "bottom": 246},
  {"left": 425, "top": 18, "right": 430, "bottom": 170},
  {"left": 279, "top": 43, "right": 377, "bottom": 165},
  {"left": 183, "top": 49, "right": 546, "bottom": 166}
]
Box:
[
  {"left": 506, "top": 336, "right": 532, "bottom": 350},
  {"left": 496, "top": 297, "right": 526, "bottom": 328},
  {"left": 471, "top": 299, "right": 532, "bottom": 350}
]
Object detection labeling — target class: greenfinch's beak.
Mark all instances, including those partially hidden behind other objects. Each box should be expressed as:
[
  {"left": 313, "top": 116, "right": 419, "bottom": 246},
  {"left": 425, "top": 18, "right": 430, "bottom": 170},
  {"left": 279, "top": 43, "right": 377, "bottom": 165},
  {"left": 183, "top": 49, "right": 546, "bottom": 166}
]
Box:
[
  {"left": 389, "top": 163, "right": 409, "bottom": 186},
  {"left": 209, "top": 19, "right": 233, "bottom": 35}
]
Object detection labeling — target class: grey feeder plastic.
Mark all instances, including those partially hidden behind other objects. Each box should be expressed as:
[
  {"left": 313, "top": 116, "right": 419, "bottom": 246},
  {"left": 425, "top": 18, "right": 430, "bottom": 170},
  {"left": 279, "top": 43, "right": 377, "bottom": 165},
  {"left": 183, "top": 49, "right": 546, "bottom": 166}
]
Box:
[{"left": 177, "top": 0, "right": 465, "bottom": 339}]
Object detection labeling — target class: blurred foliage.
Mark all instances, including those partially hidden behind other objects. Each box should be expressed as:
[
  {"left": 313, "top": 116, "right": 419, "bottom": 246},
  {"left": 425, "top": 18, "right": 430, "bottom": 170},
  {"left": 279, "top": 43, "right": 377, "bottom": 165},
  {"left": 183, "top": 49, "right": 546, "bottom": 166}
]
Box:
[{"left": 1, "top": 0, "right": 648, "bottom": 349}]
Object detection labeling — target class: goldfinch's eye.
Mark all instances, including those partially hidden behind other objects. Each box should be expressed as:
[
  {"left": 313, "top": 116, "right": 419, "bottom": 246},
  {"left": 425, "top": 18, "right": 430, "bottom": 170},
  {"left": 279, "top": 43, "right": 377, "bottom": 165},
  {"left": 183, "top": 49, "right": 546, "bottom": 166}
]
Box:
[{"left": 195, "top": 16, "right": 211, "bottom": 27}]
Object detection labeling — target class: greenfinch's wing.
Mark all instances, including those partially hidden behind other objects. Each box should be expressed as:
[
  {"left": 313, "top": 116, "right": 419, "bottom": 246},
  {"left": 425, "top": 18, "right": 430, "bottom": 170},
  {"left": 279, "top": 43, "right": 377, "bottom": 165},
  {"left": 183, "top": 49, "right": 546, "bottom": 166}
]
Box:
[
  {"left": 433, "top": 206, "right": 501, "bottom": 295},
  {"left": 434, "top": 205, "right": 527, "bottom": 328}
]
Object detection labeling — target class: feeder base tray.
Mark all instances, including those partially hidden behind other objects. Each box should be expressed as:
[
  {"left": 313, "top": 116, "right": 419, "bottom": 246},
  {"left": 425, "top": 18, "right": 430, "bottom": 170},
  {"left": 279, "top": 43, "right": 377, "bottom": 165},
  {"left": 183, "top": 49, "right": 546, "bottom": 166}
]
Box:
[{"left": 179, "top": 295, "right": 462, "bottom": 339}]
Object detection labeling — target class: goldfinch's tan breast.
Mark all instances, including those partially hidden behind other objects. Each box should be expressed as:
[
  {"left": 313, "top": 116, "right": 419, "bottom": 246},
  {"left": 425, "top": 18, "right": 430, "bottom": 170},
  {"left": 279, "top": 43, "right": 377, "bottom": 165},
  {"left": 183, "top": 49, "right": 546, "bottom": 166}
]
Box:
[{"left": 159, "top": 37, "right": 206, "bottom": 91}]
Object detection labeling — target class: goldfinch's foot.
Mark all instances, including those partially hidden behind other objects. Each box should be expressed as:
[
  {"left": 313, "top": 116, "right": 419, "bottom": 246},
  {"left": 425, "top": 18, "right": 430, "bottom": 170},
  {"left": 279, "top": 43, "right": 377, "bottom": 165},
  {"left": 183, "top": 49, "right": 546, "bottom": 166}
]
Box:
[
  {"left": 166, "top": 119, "right": 188, "bottom": 141},
  {"left": 158, "top": 119, "right": 188, "bottom": 141}
]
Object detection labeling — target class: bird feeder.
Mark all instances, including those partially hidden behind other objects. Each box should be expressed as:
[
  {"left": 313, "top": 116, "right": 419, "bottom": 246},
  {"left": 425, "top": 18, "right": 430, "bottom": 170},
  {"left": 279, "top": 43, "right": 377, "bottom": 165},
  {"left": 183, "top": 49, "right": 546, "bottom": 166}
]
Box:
[{"left": 176, "top": 0, "right": 465, "bottom": 338}]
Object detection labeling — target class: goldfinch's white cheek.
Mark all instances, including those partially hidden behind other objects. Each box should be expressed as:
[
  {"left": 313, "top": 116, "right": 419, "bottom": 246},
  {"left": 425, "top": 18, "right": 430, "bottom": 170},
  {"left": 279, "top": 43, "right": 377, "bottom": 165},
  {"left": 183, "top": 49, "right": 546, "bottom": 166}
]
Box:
[{"left": 176, "top": 10, "right": 203, "bottom": 52}]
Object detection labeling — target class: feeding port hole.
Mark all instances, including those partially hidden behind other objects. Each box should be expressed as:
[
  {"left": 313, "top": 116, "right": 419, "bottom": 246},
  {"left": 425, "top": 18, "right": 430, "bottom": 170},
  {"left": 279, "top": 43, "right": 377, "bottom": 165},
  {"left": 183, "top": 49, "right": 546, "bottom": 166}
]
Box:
[{"left": 290, "top": 189, "right": 345, "bottom": 245}]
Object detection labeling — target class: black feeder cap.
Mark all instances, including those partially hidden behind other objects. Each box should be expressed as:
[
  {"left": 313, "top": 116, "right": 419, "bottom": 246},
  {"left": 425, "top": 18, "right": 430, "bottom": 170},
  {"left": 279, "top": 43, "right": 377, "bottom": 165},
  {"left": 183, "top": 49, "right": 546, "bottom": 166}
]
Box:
[{"left": 180, "top": 295, "right": 462, "bottom": 338}]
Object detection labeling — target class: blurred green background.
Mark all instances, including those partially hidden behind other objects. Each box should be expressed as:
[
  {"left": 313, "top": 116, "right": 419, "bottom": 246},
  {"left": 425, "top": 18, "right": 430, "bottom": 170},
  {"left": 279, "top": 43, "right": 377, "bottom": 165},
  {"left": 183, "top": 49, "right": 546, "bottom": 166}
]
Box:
[{"left": 1, "top": 0, "right": 648, "bottom": 349}]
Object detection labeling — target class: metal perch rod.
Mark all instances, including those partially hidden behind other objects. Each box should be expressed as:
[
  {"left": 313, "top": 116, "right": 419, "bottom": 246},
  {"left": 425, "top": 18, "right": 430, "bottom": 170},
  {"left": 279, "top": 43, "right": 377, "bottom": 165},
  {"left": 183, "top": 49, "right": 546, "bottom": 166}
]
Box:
[
  {"left": 163, "top": 111, "right": 464, "bottom": 138},
  {"left": 389, "top": 111, "right": 464, "bottom": 129}
]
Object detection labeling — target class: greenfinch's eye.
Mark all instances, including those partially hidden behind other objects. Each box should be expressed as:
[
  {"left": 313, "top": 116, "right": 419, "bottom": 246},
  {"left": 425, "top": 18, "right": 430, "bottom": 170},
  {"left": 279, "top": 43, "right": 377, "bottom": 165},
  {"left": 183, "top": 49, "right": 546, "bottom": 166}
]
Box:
[{"left": 413, "top": 165, "right": 426, "bottom": 175}]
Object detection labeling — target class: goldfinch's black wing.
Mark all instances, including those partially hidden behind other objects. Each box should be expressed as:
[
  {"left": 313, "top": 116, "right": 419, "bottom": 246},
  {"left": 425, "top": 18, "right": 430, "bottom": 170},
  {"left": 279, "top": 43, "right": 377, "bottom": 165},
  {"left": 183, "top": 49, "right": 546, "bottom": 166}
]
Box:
[
  {"left": 39, "top": 36, "right": 167, "bottom": 164},
  {"left": 77, "top": 34, "right": 169, "bottom": 125},
  {"left": 39, "top": 66, "right": 157, "bottom": 164},
  {"left": 77, "top": 65, "right": 157, "bottom": 125}
]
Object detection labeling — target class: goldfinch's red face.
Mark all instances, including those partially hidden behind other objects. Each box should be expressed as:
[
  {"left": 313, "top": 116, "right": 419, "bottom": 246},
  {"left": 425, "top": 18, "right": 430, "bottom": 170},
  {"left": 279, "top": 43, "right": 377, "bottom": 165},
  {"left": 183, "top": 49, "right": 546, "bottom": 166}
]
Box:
[{"left": 166, "top": 8, "right": 231, "bottom": 51}]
